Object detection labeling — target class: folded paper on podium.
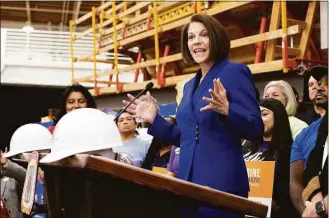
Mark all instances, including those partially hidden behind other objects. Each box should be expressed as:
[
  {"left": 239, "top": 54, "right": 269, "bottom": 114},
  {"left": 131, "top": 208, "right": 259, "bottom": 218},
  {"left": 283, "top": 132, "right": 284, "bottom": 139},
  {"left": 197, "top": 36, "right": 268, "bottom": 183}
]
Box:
[{"left": 37, "top": 155, "right": 268, "bottom": 218}]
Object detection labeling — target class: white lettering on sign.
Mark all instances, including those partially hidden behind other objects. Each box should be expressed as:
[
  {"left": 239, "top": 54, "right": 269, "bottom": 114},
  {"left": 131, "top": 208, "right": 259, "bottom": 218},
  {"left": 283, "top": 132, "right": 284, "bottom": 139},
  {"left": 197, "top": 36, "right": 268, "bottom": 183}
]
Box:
[{"left": 247, "top": 168, "right": 260, "bottom": 178}]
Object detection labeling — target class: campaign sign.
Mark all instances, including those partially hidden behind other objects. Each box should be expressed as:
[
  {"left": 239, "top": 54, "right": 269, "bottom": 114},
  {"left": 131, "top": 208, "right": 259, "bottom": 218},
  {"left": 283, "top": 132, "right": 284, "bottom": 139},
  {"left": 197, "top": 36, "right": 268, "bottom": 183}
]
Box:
[{"left": 245, "top": 161, "right": 275, "bottom": 218}]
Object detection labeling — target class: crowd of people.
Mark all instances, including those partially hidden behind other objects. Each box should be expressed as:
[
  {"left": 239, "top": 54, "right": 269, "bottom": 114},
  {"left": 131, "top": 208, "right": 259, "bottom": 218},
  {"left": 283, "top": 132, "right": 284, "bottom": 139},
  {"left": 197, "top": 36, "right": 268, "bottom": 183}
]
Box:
[{"left": 0, "top": 13, "right": 327, "bottom": 218}]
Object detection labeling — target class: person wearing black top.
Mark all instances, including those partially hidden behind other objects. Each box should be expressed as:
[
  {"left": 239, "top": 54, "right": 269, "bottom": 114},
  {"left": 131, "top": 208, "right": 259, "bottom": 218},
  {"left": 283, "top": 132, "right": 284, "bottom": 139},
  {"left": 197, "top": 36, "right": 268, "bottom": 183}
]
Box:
[
  {"left": 297, "top": 74, "right": 325, "bottom": 125},
  {"left": 242, "top": 98, "right": 299, "bottom": 217},
  {"left": 302, "top": 112, "right": 328, "bottom": 217},
  {"left": 302, "top": 66, "right": 328, "bottom": 217}
]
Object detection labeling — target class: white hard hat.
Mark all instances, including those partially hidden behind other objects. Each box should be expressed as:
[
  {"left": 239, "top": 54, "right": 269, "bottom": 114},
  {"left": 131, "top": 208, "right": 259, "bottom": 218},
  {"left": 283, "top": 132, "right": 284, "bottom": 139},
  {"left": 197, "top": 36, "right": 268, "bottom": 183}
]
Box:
[
  {"left": 3, "top": 124, "right": 52, "bottom": 158},
  {"left": 40, "top": 108, "right": 122, "bottom": 163}
]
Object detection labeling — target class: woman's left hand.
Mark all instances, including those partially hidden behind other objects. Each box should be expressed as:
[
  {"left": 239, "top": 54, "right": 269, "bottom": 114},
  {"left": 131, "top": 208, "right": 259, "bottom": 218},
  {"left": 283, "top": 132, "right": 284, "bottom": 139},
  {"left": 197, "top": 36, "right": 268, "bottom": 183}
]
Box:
[{"left": 201, "top": 78, "right": 229, "bottom": 116}]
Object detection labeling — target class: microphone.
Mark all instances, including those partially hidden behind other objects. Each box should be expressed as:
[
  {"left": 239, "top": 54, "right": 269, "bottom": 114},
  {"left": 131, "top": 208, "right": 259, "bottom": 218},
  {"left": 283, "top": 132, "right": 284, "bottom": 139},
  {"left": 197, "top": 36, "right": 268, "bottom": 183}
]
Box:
[{"left": 114, "top": 82, "right": 154, "bottom": 121}]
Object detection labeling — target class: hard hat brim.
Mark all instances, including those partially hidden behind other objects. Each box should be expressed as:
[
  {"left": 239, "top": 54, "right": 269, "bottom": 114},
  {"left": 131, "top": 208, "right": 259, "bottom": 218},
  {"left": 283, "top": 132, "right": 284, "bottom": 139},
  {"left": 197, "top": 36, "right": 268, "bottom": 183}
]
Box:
[
  {"left": 39, "top": 150, "right": 75, "bottom": 163},
  {"left": 3, "top": 149, "right": 31, "bottom": 158},
  {"left": 3, "top": 146, "right": 51, "bottom": 158}
]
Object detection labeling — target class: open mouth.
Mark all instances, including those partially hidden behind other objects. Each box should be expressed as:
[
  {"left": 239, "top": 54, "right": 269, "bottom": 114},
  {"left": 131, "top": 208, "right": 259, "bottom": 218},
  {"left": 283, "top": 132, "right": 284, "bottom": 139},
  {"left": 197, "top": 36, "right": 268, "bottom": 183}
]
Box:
[{"left": 193, "top": 48, "right": 206, "bottom": 54}]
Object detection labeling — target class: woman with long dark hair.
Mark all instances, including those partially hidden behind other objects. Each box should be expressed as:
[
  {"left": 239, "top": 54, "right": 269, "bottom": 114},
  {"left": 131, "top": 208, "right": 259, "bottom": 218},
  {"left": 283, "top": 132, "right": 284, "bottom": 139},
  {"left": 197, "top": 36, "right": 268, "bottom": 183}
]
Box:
[
  {"left": 243, "top": 98, "right": 298, "bottom": 217},
  {"left": 49, "top": 83, "right": 97, "bottom": 133}
]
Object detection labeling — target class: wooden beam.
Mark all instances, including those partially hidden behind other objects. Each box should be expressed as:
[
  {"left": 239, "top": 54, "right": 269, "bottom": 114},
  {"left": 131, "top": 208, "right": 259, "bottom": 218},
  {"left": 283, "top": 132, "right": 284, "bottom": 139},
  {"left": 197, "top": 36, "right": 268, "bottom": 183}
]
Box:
[
  {"left": 287, "top": 18, "right": 306, "bottom": 29},
  {"left": 103, "top": 2, "right": 182, "bottom": 36},
  {"left": 84, "top": 79, "right": 130, "bottom": 85},
  {"left": 231, "top": 25, "right": 301, "bottom": 49},
  {"left": 75, "top": 53, "right": 182, "bottom": 82},
  {"left": 249, "top": 60, "right": 283, "bottom": 74},
  {"left": 76, "top": 25, "right": 301, "bottom": 82},
  {"left": 182, "top": 66, "right": 199, "bottom": 74},
  {"left": 298, "top": 1, "right": 318, "bottom": 58},
  {"left": 73, "top": 2, "right": 112, "bottom": 26},
  {"left": 89, "top": 60, "right": 285, "bottom": 95},
  {"left": 231, "top": 55, "right": 256, "bottom": 64},
  {"left": 75, "top": 2, "right": 151, "bottom": 41},
  {"left": 206, "top": 1, "right": 252, "bottom": 16},
  {"left": 74, "top": 2, "right": 127, "bottom": 40},
  {"left": 98, "top": 2, "right": 252, "bottom": 53},
  {"left": 275, "top": 46, "right": 300, "bottom": 56},
  {"left": 265, "top": 2, "right": 281, "bottom": 62},
  {"left": 75, "top": 57, "right": 132, "bottom": 65},
  {"left": 97, "top": 2, "right": 263, "bottom": 55}
]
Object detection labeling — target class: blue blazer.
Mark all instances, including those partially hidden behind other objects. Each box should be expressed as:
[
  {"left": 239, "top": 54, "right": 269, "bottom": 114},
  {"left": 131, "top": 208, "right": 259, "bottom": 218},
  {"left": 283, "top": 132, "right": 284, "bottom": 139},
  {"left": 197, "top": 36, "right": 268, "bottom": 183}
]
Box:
[{"left": 148, "top": 59, "right": 263, "bottom": 195}]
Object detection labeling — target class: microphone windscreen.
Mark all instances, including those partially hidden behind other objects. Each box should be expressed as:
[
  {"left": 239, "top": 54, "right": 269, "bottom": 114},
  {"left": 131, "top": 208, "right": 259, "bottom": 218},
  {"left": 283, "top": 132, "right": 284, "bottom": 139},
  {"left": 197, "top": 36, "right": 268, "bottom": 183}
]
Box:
[{"left": 145, "top": 82, "right": 154, "bottom": 91}]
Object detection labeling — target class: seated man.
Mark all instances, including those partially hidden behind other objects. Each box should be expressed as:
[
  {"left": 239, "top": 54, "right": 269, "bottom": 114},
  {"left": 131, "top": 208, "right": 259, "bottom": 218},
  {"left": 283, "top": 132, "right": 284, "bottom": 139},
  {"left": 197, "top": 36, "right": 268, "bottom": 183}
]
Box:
[
  {"left": 302, "top": 67, "right": 328, "bottom": 217},
  {"left": 290, "top": 66, "right": 328, "bottom": 215},
  {"left": 302, "top": 112, "right": 328, "bottom": 217}
]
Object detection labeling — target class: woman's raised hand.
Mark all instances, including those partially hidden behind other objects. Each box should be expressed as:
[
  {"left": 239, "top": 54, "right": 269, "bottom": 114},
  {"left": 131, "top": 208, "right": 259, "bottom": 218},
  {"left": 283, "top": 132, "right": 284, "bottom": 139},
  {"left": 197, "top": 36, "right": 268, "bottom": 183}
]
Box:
[
  {"left": 123, "top": 91, "right": 159, "bottom": 124},
  {"left": 201, "top": 78, "right": 229, "bottom": 116}
]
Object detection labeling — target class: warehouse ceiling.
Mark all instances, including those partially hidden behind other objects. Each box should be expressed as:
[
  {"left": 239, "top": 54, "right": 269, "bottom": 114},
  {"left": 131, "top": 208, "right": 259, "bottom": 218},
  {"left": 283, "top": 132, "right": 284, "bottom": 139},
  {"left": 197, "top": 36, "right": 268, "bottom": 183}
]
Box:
[{"left": 0, "top": 1, "right": 103, "bottom": 31}]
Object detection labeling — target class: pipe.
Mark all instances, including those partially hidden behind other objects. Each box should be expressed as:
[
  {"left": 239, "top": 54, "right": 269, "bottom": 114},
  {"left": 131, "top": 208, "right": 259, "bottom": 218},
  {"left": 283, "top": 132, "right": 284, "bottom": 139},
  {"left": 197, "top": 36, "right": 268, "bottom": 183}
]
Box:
[
  {"left": 25, "top": 1, "right": 32, "bottom": 23},
  {"left": 197, "top": 1, "right": 202, "bottom": 14},
  {"left": 112, "top": 2, "right": 120, "bottom": 92},
  {"left": 147, "top": 5, "right": 152, "bottom": 30},
  {"left": 99, "top": 1, "right": 105, "bottom": 42},
  {"left": 254, "top": 17, "right": 267, "bottom": 63},
  {"left": 309, "top": 36, "right": 321, "bottom": 61},
  {"left": 281, "top": 1, "right": 288, "bottom": 73},
  {"left": 133, "top": 50, "right": 143, "bottom": 83},
  {"left": 159, "top": 45, "right": 170, "bottom": 86},
  {"left": 69, "top": 20, "right": 75, "bottom": 83},
  {"left": 72, "top": 1, "right": 82, "bottom": 22},
  {"left": 60, "top": 1, "right": 66, "bottom": 32},
  {"left": 153, "top": 2, "right": 161, "bottom": 86},
  {"left": 92, "top": 7, "right": 99, "bottom": 96},
  {"left": 108, "top": 64, "right": 115, "bottom": 87},
  {"left": 64, "top": 1, "right": 70, "bottom": 30}
]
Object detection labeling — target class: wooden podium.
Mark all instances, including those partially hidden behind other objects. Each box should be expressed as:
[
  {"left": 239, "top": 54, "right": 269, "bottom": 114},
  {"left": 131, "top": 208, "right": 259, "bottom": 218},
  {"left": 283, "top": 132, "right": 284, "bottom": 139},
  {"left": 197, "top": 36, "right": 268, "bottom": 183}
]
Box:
[{"left": 35, "top": 155, "right": 268, "bottom": 218}]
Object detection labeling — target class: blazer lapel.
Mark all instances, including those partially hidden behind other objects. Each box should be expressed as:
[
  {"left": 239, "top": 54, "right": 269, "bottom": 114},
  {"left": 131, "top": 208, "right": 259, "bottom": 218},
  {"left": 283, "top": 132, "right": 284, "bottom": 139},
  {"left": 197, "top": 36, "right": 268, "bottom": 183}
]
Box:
[
  {"left": 193, "top": 59, "right": 229, "bottom": 105},
  {"left": 177, "top": 75, "right": 198, "bottom": 123},
  {"left": 188, "top": 73, "right": 201, "bottom": 110}
]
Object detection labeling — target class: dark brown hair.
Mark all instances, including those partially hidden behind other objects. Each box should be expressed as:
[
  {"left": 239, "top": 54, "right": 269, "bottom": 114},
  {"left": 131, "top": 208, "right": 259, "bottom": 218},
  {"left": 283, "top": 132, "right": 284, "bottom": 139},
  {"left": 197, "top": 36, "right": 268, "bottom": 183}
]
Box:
[
  {"left": 54, "top": 83, "right": 96, "bottom": 124},
  {"left": 181, "top": 14, "right": 230, "bottom": 64}
]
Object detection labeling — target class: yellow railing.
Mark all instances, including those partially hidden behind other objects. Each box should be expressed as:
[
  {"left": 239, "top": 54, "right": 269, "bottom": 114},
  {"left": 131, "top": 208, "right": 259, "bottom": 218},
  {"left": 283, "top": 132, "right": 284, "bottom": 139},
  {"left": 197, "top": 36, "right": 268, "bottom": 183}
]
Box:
[{"left": 68, "top": 1, "right": 315, "bottom": 95}]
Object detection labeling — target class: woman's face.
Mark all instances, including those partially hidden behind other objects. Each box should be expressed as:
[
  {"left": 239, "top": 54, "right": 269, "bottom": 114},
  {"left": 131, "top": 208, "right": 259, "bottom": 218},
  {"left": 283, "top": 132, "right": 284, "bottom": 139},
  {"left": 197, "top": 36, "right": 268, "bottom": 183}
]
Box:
[
  {"left": 187, "top": 22, "right": 210, "bottom": 64},
  {"left": 117, "top": 112, "right": 137, "bottom": 134},
  {"left": 264, "top": 86, "right": 287, "bottom": 106},
  {"left": 260, "top": 107, "right": 274, "bottom": 136},
  {"left": 66, "top": 91, "right": 88, "bottom": 113}
]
